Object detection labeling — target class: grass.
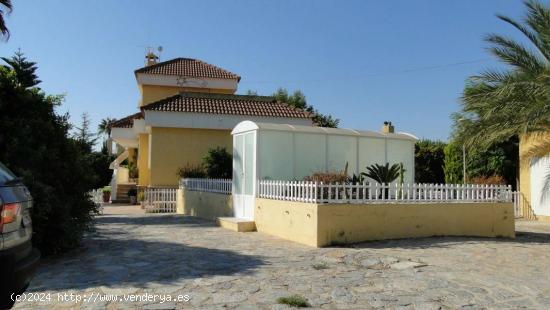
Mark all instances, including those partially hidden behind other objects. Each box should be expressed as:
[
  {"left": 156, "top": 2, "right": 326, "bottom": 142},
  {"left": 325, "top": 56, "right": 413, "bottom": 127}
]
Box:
[
  {"left": 277, "top": 295, "right": 310, "bottom": 307},
  {"left": 311, "top": 262, "right": 329, "bottom": 270}
]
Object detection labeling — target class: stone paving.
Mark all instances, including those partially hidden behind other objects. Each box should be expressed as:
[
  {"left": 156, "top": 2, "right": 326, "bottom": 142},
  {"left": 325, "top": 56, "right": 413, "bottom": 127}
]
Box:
[{"left": 12, "top": 204, "right": 550, "bottom": 309}]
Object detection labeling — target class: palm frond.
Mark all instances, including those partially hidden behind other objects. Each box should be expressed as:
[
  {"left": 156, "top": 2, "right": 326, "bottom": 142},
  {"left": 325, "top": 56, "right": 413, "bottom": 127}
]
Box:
[
  {"left": 0, "top": 0, "right": 12, "bottom": 39},
  {"left": 520, "top": 131, "right": 550, "bottom": 161},
  {"left": 525, "top": 0, "right": 550, "bottom": 49},
  {"left": 497, "top": 13, "right": 550, "bottom": 61},
  {"left": 486, "top": 34, "right": 546, "bottom": 74}
]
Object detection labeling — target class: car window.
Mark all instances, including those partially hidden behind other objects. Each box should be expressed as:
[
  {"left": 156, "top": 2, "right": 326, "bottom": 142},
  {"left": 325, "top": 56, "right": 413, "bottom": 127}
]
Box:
[{"left": 0, "top": 162, "right": 17, "bottom": 185}]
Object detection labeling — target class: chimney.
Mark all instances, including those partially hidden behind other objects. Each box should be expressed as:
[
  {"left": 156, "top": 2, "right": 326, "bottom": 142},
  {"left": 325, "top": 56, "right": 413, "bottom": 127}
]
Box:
[
  {"left": 382, "top": 121, "right": 395, "bottom": 134},
  {"left": 144, "top": 47, "right": 159, "bottom": 66},
  {"left": 145, "top": 52, "right": 158, "bottom": 66}
]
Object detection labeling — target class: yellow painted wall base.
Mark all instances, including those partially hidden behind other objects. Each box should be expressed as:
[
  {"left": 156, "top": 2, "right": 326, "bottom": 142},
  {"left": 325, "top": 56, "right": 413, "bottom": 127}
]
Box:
[
  {"left": 254, "top": 199, "right": 318, "bottom": 247},
  {"left": 177, "top": 189, "right": 233, "bottom": 221},
  {"left": 536, "top": 215, "right": 550, "bottom": 222},
  {"left": 255, "top": 198, "right": 515, "bottom": 247}
]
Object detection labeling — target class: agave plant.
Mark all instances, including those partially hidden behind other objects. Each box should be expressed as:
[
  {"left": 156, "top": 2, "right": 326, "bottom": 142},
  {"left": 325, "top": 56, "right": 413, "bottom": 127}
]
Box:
[{"left": 348, "top": 173, "right": 365, "bottom": 184}]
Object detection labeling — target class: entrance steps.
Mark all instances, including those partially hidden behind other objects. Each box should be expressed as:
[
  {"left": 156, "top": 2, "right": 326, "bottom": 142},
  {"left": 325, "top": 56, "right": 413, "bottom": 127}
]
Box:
[
  {"left": 217, "top": 217, "right": 256, "bottom": 232},
  {"left": 113, "top": 183, "right": 137, "bottom": 203}
]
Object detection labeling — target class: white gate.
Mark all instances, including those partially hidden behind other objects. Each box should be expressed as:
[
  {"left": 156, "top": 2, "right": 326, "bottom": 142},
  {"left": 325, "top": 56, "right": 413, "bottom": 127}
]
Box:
[
  {"left": 232, "top": 132, "right": 255, "bottom": 220},
  {"left": 144, "top": 188, "right": 177, "bottom": 213}
]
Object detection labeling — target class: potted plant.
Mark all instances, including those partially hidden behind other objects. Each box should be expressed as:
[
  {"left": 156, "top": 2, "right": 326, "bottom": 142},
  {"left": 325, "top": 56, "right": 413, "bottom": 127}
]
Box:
[
  {"left": 127, "top": 188, "right": 138, "bottom": 205},
  {"left": 102, "top": 186, "right": 111, "bottom": 203}
]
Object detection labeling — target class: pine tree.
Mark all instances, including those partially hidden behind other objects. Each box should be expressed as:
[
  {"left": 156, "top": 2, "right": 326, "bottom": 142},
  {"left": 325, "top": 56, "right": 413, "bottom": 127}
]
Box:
[{"left": 1, "top": 49, "right": 41, "bottom": 88}]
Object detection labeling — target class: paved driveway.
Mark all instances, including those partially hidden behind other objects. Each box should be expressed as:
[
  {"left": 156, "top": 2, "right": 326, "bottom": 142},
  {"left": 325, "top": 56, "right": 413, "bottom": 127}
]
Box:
[{"left": 12, "top": 205, "right": 550, "bottom": 309}]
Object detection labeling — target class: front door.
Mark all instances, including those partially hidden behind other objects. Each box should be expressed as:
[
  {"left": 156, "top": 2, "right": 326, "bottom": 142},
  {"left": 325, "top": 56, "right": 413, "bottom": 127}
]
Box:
[
  {"left": 531, "top": 156, "right": 550, "bottom": 216},
  {"left": 233, "top": 132, "right": 255, "bottom": 220}
]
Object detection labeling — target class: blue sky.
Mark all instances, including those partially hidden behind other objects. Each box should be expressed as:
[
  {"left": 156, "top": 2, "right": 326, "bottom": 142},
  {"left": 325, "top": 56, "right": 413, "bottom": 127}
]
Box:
[{"left": 2, "top": 0, "right": 527, "bottom": 141}]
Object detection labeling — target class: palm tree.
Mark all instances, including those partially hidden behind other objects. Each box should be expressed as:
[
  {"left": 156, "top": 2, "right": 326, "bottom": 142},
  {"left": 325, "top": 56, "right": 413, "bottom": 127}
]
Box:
[
  {"left": 457, "top": 0, "right": 550, "bottom": 157},
  {"left": 98, "top": 117, "right": 117, "bottom": 138},
  {"left": 0, "top": 0, "right": 12, "bottom": 40}
]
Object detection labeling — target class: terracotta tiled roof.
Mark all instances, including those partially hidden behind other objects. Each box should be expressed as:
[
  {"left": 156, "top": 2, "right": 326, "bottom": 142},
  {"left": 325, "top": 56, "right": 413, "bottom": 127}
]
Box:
[
  {"left": 111, "top": 112, "right": 143, "bottom": 128},
  {"left": 141, "top": 92, "right": 312, "bottom": 119},
  {"left": 135, "top": 58, "right": 241, "bottom": 81}
]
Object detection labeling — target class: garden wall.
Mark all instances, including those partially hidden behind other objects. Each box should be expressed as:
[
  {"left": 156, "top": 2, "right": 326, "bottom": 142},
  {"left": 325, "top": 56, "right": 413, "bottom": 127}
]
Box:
[
  {"left": 177, "top": 189, "right": 233, "bottom": 220},
  {"left": 254, "top": 198, "right": 515, "bottom": 247}
]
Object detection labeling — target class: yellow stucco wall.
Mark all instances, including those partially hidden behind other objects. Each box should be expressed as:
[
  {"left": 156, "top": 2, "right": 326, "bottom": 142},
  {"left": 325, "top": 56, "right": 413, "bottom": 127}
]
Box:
[
  {"left": 149, "top": 127, "right": 232, "bottom": 187},
  {"left": 317, "top": 203, "right": 514, "bottom": 246},
  {"left": 254, "top": 198, "right": 515, "bottom": 247},
  {"left": 139, "top": 84, "right": 236, "bottom": 107},
  {"left": 137, "top": 134, "right": 150, "bottom": 186},
  {"left": 519, "top": 132, "right": 550, "bottom": 220},
  {"left": 176, "top": 189, "right": 233, "bottom": 220},
  {"left": 254, "top": 199, "right": 319, "bottom": 247}
]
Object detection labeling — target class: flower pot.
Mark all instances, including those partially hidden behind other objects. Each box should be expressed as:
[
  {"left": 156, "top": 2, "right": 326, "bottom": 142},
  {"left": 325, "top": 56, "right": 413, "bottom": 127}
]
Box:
[
  {"left": 102, "top": 192, "right": 111, "bottom": 203},
  {"left": 129, "top": 196, "right": 137, "bottom": 205}
]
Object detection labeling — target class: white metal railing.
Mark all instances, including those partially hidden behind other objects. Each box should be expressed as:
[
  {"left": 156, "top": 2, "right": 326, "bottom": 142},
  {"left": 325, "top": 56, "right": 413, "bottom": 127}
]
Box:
[
  {"left": 180, "top": 178, "right": 232, "bottom": 194},
  {"left": 143, "top": 188, "right": 177, "bottom": 213},
  {"left": 258, "top": 180, "right": 514, "bottom": 204},
  {"left": 89, "top": 189, "right": 104, "bottom": 214}
]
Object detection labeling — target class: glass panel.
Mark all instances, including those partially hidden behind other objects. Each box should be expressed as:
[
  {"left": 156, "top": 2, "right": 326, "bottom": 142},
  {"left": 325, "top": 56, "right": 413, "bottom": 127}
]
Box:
[
  {"left": 233, "top": 135, "right": 243, "bottom": 194},
  {"left": 358, "top": 137, "right": 386, "bottom": 177},
  {"left": 327, "top": 136, "right": 357, "bottom": 175},
  {"left": 259, "top": 131, "right": 293, "bottom": 180},
  {"left": 386, "top": 140, "right": 414, "bottom": 184},
  {"left": 244, "top": 133, "right": 254, "bottom": 195},
  {"left": 294, "top": 133, "right": 326, "bottom": 179}
]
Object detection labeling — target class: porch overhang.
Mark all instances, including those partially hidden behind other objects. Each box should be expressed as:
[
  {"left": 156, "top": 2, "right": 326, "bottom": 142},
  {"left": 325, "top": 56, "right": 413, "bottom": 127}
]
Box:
[{"left": 111, "top": 127, "right": 138, "bottom": 148}]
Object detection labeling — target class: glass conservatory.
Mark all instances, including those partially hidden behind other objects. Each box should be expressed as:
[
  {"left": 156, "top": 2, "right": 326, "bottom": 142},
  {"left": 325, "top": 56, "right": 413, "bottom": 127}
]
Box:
[{"left": 231, "top": 121, "right": 417, "bottom": 220}]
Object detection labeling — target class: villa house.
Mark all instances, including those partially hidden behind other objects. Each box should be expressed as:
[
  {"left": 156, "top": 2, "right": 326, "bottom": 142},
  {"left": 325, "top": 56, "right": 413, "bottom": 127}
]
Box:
[
  {"left": 518, "top": 132, "right": 550, "bottom": 220},
  {"left": 109, "top": 53, "right": 313, "bottom": 200}
]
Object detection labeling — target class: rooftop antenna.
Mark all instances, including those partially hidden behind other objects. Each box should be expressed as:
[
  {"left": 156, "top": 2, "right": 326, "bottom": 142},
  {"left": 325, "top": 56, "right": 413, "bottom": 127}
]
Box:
[
  {"left": 144, "top": 46, "right": 163, "bottom": 66},
  {"left": 157, "top": 46, "right": 163, "bottom": 62}
]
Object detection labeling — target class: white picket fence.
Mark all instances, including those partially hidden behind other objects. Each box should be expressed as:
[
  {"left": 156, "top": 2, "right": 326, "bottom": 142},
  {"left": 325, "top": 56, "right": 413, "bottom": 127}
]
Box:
[
  {"left": 257, "top": 180, "right": 514, "bottom": 204},
  {"left": 180, "top": 178, "right": 232, "bottom": 194},
  {"left": 143, "top": 188, "right": 178, "bottom": 213}
]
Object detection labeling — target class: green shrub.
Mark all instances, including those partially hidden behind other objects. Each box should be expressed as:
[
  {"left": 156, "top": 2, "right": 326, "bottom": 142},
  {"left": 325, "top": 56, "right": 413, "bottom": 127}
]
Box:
[
  {"left": 415, "top": 139, "right": 446, "bottom": 183},
  {"left": 102, "top": 186, "right": 111, "bottom": 193},
  {"left": 444, "top": 141, "right": 464, "bottom": 184},
  {"left": 303, "top": 171, "right": 347, "bottom": 183},
  {"left": 0, "top": 52, "right": 99, "bottom": 255},
  {"left": 128, "top": 161, "right": 139, "bottom": 179},
  {"left": 203, "top": 147, "right": 232, "bottom": 178},
  {"left": 277, "top": 295, "right": 309, "bottom": 307},
  {"left": 176, "top": 163, "right": 207, "bottom": 178}
]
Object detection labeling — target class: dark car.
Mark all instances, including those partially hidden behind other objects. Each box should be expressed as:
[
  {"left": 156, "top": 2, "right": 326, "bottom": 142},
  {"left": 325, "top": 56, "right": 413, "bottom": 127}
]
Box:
[{"left": 0, "top": 162, "right": 40, "bottom": 309}]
